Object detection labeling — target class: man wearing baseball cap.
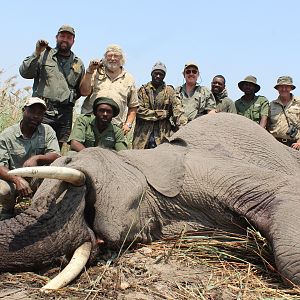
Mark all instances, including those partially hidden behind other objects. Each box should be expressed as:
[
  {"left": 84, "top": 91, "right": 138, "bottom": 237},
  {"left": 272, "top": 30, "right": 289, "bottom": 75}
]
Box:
[
  {"left": 175, "top": 62, "right": 216, "bottom": 122},
  {"left": 235, "top": 75, "right": 269, "bottom": 128},
  {"left": 19, "top": 24, "right": 85, "bottom": 149},
  {"left": 0, "top": 97, "right": 60, "bottom": 220},
  {"left": 68, "top": 97, "right": 127, "bottom": 152},
  {"left": 268, "top": 76, "right": 300, "bottom": 149},
  {"left": 133, "top": 61, "right": 187, "bottom": 149}
]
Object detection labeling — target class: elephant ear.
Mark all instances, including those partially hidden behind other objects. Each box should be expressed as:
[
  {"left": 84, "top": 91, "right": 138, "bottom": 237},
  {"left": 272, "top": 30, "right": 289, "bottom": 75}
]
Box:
[{"left": 120, "top": 143, "right": 186, "bottom": 197}]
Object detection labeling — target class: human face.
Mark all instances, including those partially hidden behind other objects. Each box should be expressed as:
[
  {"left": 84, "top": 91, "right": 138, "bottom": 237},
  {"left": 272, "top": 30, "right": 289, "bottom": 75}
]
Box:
[
  {"left": 104, "top": 51, "right": 122, "bottom": 71},
  {"left": 211, "top": 77, "right": 225, "bottom": 94},
  {"left": 277, "top": 85, "right": 293, "bottom": 98},
  {"left": 242, "top": 82, "right": 256, "bottom": 95},
  {"left": 56, "top": 32, "right": 74, "bottom": 53},
  {"left": 151, "top": 70, "right": 165, "bottom": 87},
  {"left": 184, "top": 67, "right": 199, "bottom": 85},
  {"left": 22, "top": 104, "right": 45, "bottom": 129},
  {"left": 95, "top": 104, "right": 114, "bottom": 125}
]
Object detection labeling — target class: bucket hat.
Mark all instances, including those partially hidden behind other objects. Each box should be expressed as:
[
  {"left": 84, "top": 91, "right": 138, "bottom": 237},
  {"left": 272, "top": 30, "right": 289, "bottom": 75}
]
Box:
[
  {"left": 274, "top": 76, "right": 296, "bottom": 90},
  {"left": 238, "top": 75, "right": 260, "bottom": 93}
]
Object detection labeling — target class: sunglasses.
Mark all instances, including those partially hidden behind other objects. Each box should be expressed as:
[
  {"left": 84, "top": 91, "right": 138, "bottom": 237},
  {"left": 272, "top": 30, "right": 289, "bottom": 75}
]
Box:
[{"left": 185, "top": 69, "right": 198, "bottom": 75}]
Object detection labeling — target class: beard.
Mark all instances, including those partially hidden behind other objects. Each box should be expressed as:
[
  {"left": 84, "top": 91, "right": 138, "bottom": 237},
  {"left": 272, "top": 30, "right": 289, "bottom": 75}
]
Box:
[
  {"left": 104, "top": 60, "right": 121, "bottom": 72},
  {"left": 56, "top": 41, "right": 72, "bottom": 54}
]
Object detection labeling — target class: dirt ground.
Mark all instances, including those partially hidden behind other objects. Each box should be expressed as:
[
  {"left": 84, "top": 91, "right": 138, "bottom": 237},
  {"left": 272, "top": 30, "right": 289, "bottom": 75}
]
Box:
[{"left": 1, "top": 231, "right": 300, "bottom": 300}]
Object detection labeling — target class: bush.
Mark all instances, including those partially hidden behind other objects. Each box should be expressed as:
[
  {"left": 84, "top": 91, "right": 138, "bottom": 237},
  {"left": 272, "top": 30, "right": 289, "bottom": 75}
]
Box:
[{"left": 0, "top": 70, "right": 31, "bottom": 132}]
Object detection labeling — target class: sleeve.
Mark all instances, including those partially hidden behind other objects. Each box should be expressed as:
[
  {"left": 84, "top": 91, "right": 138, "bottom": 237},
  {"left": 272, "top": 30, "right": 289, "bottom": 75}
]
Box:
[
  {"left": 44, "top": 126, "right": 60, "bottom": 154},
  {"left": 136, "top": 86, "right": 161, "bottom": 121},
  {"left": 127, "top": 82, "right": 139, "bottom": 108},
  {"left": 170, "top": 88, "right": 188, "bottom": 125},
  {"left": 260, "top": 97, "right": 270, "bottom": 116},
  {"left": 204, "top": 89, "right": 217, "bottom": 111},
  {"left": 68, "top": 115, "right": 88, "bottom": 144},
  {"left": 114, "top": 127, "right": 128, "bottom": 151},
  {"left": 19, "top": 52, "right": 41, "bottom": 79},
  {"left": 228, "top": 100, "right": 237, "bottom": 114},
  {"left": 0, "top": 135, "right": 10, "bottom": 168}
]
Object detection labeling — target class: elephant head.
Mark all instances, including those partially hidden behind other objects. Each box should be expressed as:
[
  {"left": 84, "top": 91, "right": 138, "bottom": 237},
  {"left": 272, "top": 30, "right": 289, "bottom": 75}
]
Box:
[{"left": 1, "top": 113, "right": 300, "bottom": 288}]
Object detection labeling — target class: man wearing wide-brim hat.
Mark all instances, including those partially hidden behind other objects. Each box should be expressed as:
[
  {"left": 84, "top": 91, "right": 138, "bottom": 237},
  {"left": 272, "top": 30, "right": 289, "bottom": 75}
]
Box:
[
  {"left": 235, "top": 75, "right": 269, "bottom": 128},
  {"left": 267, "top": 76, "right": 300, "bottom": 149},
  {"left": 68, "top": 96, "right": 127, "bottom": 152}
]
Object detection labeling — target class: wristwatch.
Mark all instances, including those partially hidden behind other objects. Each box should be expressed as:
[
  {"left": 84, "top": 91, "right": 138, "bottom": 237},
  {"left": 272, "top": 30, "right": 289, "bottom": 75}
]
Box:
[{"left": 126, "top": 123, "right": 132, "bottom": 129}]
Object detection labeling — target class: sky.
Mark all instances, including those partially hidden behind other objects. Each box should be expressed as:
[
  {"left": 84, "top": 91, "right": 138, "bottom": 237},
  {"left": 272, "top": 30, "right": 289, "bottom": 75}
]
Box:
[{"left": 1, "top": 0, "right": 300, "bottom": 102}]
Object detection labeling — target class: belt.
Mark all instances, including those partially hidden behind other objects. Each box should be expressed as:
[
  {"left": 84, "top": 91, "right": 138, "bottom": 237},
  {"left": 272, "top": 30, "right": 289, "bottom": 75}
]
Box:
[
  {"left": 275, "top": 138, "right": 296, "bottom": 146},
  {"left": 39, "top": 97, "right": 73, "bottom": 108}
]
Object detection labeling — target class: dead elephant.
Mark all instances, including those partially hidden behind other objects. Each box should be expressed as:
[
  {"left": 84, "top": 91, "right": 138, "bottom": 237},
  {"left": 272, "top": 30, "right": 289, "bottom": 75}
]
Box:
[{"left": 1, "top": 113, "right": 300, "bottom": 288}]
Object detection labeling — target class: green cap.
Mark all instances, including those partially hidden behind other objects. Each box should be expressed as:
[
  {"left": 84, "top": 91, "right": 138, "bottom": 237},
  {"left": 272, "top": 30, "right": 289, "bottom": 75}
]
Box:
[
  {"left": 58, "top": 24, "right": 75, "bottom": 36},
  {"left": 274, "top": 76, "right": 296, "bottom": 90},
  {"left": 93, "top": 97, "right": 120, "bottom": 117}
]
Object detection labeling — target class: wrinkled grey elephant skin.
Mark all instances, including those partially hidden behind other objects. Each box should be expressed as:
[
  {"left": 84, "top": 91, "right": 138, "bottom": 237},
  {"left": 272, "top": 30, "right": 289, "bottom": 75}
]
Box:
[{"left": 1, "top": 113, "right": 300, "bottom": 285}]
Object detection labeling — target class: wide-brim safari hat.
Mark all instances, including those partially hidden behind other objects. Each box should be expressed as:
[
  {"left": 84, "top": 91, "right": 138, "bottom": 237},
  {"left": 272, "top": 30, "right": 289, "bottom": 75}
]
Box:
[
  {"left": 274, "top": 76, "right": 296, "bottom": 90},
  {"left": 238, "top": 75, "right": 260, "bottom": 93},
  {"left": 93, "top": 97, "right": 120, "bottom": 117}
]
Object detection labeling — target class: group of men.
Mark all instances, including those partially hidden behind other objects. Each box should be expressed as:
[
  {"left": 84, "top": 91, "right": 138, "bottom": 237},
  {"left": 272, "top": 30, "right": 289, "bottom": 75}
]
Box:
[{"left": 0, "top": 24, "right": 300, "bottom": 220}]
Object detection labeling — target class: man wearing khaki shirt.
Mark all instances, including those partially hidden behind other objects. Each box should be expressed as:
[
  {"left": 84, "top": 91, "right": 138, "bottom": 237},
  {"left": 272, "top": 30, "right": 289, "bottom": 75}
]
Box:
[
  {"left": 0, "top": 98, "right": 60, "bottom": 220},
  {"left": 80, "top": 44, "right": 139, "bottom": 148}
]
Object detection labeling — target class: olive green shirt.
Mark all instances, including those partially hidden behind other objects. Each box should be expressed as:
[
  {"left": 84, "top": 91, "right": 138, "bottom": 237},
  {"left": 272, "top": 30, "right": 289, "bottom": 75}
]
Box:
[
  {"left": 68, "top": 114, "right": 127, "bottom": 151},
  {"left": 268, "top": 95, "right": 300, "bottom": 140},
  {"left": 235, "top": 95, "right": 269, "bottom": 124},
  {"left": 19, "top": 48, "right": 85, "bottom": 104},
  {"left": 175, "top": 83, "right": 216, "bottom": 122},
  {"left": 0, "top": 123, "right": 60, "bottom": 169}
]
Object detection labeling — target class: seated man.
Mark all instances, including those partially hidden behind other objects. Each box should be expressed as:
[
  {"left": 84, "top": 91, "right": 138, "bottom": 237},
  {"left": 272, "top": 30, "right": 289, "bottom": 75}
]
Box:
[
  {"left": 0, "top": 97, "right": 60, "bottom": 220},
  {"left": 68, "top": 97, "right": 127, "bottom": 152}
]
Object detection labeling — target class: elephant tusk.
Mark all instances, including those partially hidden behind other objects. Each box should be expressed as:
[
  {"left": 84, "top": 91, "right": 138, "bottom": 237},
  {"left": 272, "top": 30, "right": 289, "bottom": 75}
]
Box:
[
  {"left": 40, "top": 241, "right": 92, "bottom": 291},
  {"left": 8, "top": 166, "right": 85, "bottom": 186}
]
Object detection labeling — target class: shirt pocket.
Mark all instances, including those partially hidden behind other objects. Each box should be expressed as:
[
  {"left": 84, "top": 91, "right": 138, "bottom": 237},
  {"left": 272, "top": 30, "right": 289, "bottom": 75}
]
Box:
[{"left": 251, "top": 105, "right": 262, "bottom": 122}]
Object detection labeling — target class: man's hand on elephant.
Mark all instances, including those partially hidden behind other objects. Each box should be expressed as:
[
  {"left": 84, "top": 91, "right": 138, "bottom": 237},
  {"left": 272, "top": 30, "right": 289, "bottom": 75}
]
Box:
[
  {"left": 35, "top": 39, "right": 49, "bottom": 56},
  {"left": 23, "top": 156, "right": 39, "bottom": 167},
  {"left": 292, "top": 142, "right": 300, "bottom": 150},
  {"left": 86, "top": 59, "right": 101, "bottom": 74},
  {"left": 156, "top": 110, "right": 168, "bottom": 119},
  {"left": 14, "top": 177, "right": 33, "bottom": 198}
]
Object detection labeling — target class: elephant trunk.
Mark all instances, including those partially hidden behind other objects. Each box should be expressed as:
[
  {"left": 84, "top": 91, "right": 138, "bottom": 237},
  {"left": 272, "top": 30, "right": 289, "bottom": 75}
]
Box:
[
  {"left": 269, "top": 188, "right": 300, "bottom": 286},
  {"left": 0, "top": 178, "right": 92, "bottom": 272}
]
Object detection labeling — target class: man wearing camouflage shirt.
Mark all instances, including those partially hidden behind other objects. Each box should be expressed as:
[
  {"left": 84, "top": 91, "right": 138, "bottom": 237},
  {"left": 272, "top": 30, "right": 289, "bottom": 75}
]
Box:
[
  {"left": 176, "top": 62, "right": 216, "bottom": 122},
  {"left": 211, "top": 75, "right": 236, "bottom": 113},
  {"left": 133, "top": 62, "right": 187, "bottom": 149},
  {"left": 19, "top": 25, "right": 85, "bottom": 148},
  {"left": 268, "top": 76, "right": 300, "bottom": 149}
]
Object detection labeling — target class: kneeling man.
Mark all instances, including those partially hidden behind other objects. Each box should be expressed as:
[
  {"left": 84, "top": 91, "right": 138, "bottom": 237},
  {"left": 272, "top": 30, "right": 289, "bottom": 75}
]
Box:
[
  {"left": 68, "top": 97, "right": 127, "bottom": 152},
  {"left": 0, "top": 97, "right": 60, "bottom": 220}
]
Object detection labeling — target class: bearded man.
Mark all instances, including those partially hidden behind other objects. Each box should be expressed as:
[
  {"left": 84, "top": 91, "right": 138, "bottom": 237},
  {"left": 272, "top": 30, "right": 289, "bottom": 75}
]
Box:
[
  {"left": 19, "top": 25, "right": 85, "bottom": 148},
  {"left": 80, "top": 44, "right": 139, "bottom": 148}
]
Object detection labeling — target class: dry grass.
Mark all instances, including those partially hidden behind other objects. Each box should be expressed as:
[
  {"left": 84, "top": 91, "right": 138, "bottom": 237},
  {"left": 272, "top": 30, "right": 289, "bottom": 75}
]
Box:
[
  {"left": 0, "top": 70, "right": 31, "bottom": 132},
  {"left": 1, "top": 224, "right": 300, "bottom": 299}
]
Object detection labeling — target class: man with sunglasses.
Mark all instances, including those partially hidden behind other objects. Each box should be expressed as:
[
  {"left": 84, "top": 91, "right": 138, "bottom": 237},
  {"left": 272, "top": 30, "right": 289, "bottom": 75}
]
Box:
[
  {"left": 175, "top": 62, "right": 216, "bottom": 122},
  {"left": 133, "top": 62, "right": 187, "bottom": 149}
]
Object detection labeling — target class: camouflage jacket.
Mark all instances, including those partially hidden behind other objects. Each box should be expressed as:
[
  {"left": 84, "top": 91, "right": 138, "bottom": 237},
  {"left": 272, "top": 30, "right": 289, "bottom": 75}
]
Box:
[
  {"left": 19, "top": 48, "right": 85, "bottom": 104},
  {"left": 213, "top": 89, "right": 236, "bottom": 113},
  {"left": 175, "top": 83, "right": 216, "bottom": 122},
  {"left": 133, "top": 82, "right": 187, "bottom": 149}
]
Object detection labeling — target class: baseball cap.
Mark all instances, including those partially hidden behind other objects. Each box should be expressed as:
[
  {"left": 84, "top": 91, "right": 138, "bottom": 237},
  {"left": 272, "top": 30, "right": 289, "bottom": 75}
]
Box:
[
  {"left": 184, "top": 61, "right": 199, "bottom": 71},
  {"left": 23, "top": 97, "right": 47, "bottom": 109},
  {"left": 58, "top": 24, "right": 75, "bottom": 36}
]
